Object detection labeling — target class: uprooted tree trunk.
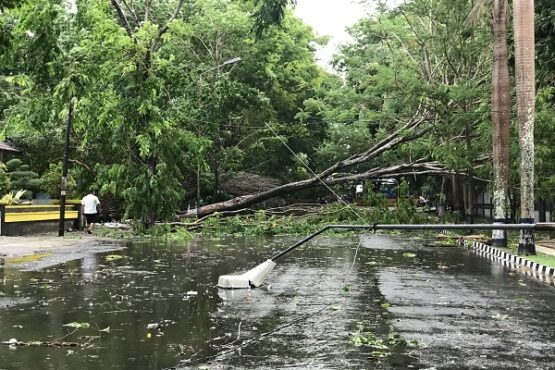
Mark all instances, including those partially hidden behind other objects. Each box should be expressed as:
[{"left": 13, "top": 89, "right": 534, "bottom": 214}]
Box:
[{"left": 179, "top": 111, "right": 442, "bottom": 218}]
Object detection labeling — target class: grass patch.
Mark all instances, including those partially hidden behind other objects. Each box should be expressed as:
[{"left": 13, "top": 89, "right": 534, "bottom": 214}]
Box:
[
  {"left": 529, "top": 253, "right": 555, "bottom": 268},
  {"left": 503, "top": 231, "right": 555, "bottom": 269},
  {"left": 514, "top": 251, "right": 555, "bottom": 269}
]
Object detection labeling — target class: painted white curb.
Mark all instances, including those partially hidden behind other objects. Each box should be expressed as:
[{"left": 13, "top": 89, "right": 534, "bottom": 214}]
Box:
[{"left": 457, "top": 239, "right": 555, "bottom": 285}]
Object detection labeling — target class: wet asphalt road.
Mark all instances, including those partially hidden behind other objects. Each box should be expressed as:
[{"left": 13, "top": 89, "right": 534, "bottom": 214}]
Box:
[{"left": 0, "top": 234, "right": 554, "bottom": 370}]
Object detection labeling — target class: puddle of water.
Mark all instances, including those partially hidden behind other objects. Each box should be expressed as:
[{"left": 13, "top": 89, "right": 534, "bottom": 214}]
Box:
[
  {"left": 0, "top": 235, "right": 554, "bottom": 369},
  {"left": 5, "top": 252, "right": 53, "bottom": 265}
]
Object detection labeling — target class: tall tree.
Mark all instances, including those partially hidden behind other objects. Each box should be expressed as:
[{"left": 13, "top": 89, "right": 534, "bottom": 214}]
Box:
[
  {"left": 490, "top": 0, "right": 511, "bottom": 247},
  {"left": 513, "top": 0, "right": 536, "bottom": 255}
]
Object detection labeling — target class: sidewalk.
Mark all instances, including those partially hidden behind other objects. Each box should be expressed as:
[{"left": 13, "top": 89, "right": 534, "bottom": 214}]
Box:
[
  {"left": 0, "top": 234, "right": 88, "bottom": 257},
  {"left": 0, "top": 233, "right": 124, "bottom": 271},
  {"left": 536, "top": 240, "right": 555, "bottom": 256}
]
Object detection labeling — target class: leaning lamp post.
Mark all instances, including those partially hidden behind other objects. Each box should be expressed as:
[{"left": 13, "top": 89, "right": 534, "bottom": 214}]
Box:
[
  {"left": 58, "top": 0, "right": 78, "bottom": 237},
  {"left": 58, "top": 99, "right": 73, "bottom": 237}
]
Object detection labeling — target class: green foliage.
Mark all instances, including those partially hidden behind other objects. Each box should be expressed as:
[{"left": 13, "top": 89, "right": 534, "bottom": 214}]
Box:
[
  {"left": 0, "top": 189, "right": 27, "bottom": 205},
  {"left": 5, "top": 158, "right": 40, "bottom": 197},
  {"left": 5, "top": 158, "right": 21, "bottom": 172},
  {"left": 535, "top": 87, "right": 555, "bottom": 201},
  {"left": 0, "top": 0, "right": 332, "bottom": 224},
  {"left": 0, "top": 0, "right": 552, "bottom": 222},
  {"left": 364, "top": 187, "right": 387, "bottom": 208},
  {"left": 314, "top": 0, "right": 492, "bottom": 185},
  {"left": 251, "top": 0, "right": 291, "bottom": 36},
  {"left": 349, "top": 330, "right": 415, "bottom": 352},
  {"left": 536, "top": 0, "right": 555, "bottom": 86},
  {"left": 133, "top": 223, "right": 193, "bottom": 241},
  {"left": 200, "top": 203, "right": 430, "bottom": 236},
  {"left": 39, "top": 162, "right": 76, "bottom": 198},
  {"left": 0, "top": 163, "right": 11, "bottom": 196}
]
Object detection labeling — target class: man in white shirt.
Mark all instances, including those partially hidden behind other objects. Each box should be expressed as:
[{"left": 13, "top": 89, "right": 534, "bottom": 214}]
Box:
[{"left": 81, "top": 190, "right": 101, "bottom": 234}]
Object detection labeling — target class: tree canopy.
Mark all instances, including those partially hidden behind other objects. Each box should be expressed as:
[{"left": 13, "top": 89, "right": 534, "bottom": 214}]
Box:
[{"left": 0, "top": 0, "right": 554, "bottom": 224}]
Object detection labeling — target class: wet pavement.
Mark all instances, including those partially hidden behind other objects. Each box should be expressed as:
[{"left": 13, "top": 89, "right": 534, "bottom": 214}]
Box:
[
  {"left": 0, "top": 234, "right": 554, "bottom": 369},
  {"left": 0, "top": 234, "right": 124, "bottom": 271}
]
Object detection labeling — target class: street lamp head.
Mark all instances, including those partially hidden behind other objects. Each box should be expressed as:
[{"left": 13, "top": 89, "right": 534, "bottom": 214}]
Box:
[{"left": 221, "top": 57, "right": 241, "bottom": 66}]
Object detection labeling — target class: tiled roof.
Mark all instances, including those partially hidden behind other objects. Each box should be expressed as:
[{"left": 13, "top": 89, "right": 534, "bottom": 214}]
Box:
[{"left": 0, "top": 141, "right": 21, "bottom": 153}]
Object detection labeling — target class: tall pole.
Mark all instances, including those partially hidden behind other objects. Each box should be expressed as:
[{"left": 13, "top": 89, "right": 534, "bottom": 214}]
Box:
[{"left": 58, "top": 99, "right": 73, "bottom": 237}]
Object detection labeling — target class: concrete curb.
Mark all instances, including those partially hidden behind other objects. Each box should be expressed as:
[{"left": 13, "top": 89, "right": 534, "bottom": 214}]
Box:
[{"left": 457, "top": 238, "right": 555, "bottom": 285}]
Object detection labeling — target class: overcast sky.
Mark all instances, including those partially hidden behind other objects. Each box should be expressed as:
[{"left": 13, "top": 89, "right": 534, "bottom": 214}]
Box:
[
  {"left": 294, "top": 0, "right": 368, "bottom": 69},
  {"left": 294, "top": 0, "right": 401, "bottom": 71}
]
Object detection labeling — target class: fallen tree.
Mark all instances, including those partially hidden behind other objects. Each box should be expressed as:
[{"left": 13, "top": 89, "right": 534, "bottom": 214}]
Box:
[
  {"left": 221, "top": 172, "right": 284, "bottom": 196},
  {"left": 179, "top": 111, "right": 440, "bottom": 218}
]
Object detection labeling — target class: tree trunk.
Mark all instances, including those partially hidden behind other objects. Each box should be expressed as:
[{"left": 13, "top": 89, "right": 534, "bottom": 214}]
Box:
[
  {"left": 438, "top": 176, "right": 446, "bottom": 220},
  {"left": 213, "top": 157, "right": 220, "bottom": 198},
  {"left": 539, "top": 197, "right": 546, "bottom": 222},
  {"left": 491, "top": 0, "right": 511, "bottom": 247},
  {"left": 464, "top": 122, "right": 474, "bottom": 224},
  {"left": 179, "top": 114, "right": 435, "bottom": 217},
  {"left": 463, "top": 176, "right": 475, "bottom": 224},
  {"left": 509, "top": 187, "right": 518, "bottom": 222},
  {"left": 451, "top": 174, "right": 464, "bottom": 219},
  {"left": 514, "top": 0, "right": 536, "bottom": 255},
  {"left": 180, "top": 161, "right": 445, "bottom": 218}
]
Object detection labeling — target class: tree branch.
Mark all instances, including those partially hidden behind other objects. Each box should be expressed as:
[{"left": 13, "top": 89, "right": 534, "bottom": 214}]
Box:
[
  {"left": 325, "top": 162, "right": 447, "bottom": 184},
  {"left": 68, "top": 159, "right": 95, "bottom": 175},
  {"left": 150, "top": 0, "right": 185, "bottom": 53},
  {"left": 144, "top": 0, "right": 152, "bottom": 23},
  {"left": 111, "top": 0, "right": 134, "bottom": 37},
  {"left": 120, "top": 0, "right": 139, "bottom": 25},
  {"left": 179, "top": 112, "right": 436, "bottom": 218}
]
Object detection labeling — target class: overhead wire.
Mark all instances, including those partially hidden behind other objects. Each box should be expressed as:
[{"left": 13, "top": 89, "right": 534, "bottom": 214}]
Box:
[{"left": 173, "top": 124, "right": 374, "bottom": 368}]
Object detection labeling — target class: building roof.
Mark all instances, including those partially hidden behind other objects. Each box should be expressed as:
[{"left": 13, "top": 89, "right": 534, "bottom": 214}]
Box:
[{"left": 0, "top": 141, "right": 21, "bottom": 153}]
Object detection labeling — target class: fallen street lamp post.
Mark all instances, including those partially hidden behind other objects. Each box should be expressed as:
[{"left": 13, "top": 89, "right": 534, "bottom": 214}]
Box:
[{"left": 218, "top": 222, "right": 555, "bottom": 289}]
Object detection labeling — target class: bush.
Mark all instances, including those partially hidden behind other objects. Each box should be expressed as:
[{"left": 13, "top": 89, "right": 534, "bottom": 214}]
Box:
[
  {"left": 6, "top": 158, "right": 41, "bottom": 197},
  {"left": 0, "top": 163, "right": 11, "bottom": 196},
  {"left": 40, "top": 162, "right": 77, "bottom": 199}
]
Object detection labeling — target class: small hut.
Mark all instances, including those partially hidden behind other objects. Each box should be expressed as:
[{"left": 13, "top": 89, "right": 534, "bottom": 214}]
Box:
[{"left": 0, "top": 141, "right": 21, "bottom": 162}]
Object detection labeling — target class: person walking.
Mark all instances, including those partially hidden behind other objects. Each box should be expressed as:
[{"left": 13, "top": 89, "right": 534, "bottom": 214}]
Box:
[{"left": 81, "top": 189, "right": 100, "bottom": 234}]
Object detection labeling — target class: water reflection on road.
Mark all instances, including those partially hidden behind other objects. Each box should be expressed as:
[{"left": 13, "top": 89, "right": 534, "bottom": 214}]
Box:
[{"left": 0, "top": 234, "right": 554, "bottom": 369}]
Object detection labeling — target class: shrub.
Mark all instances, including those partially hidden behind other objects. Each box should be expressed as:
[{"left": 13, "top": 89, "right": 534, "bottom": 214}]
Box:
[
  {"left": 6, "top": 158, "right": 41, "bottom": 197},
  {"left": 40, "top": 162, "right": 77, "bottom": 199},
  {"left": 0, "top": 163, "right": 11, "bottom": 196}
]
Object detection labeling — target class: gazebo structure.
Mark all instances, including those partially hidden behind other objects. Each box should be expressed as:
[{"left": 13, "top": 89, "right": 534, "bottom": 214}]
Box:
[{"left": 0, "top": 141, "right": 21, "bottom": 162}]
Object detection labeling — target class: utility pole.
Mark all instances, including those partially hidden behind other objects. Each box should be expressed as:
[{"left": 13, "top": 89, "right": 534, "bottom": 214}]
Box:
[{"left": 58, "top": 99, "right": 73, "bottom": 237}]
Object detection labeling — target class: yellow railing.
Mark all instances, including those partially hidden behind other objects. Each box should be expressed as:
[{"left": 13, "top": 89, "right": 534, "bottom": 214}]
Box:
[
  {"left": 0, "top": 203, "right": 81, "bottom": 235},
  {"left": 2, "top": 204, "right": 80, "bottom": 223},
  {"left": 5, "top": 210, "right": 79, "bottom": 223}
]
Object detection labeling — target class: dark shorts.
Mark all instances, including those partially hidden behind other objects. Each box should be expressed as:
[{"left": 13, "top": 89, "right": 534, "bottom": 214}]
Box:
[{"left": 84, "top": 213, "right": 98, "bottom": 224}]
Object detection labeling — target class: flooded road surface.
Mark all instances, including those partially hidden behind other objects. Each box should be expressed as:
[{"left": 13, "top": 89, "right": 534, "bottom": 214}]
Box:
[{"left": 0, "top": 234, "right": 554, "bottom": 369}]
